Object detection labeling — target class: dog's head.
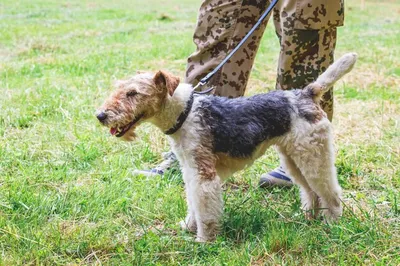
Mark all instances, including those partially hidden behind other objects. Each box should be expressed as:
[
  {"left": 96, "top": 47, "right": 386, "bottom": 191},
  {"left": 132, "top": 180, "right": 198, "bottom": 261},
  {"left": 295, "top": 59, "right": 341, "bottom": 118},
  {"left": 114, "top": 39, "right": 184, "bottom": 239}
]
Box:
[{"left": 95, "top": 71, "right": 180, "bottom": 141}]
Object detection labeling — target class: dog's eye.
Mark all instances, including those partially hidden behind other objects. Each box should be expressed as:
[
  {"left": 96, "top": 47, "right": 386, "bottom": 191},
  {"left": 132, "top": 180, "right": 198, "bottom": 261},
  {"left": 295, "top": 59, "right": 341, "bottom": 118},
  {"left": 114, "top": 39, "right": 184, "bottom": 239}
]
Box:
[{"left": 126, "top": 91, "right": 138, "bottom": 97}]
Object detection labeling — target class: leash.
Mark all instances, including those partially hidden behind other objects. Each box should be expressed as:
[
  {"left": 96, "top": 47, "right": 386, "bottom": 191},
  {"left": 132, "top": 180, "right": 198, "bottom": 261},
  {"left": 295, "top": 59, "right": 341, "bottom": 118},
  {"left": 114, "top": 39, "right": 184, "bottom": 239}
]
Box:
[
  {"left": 164, "top": 0, "right": 279, "bottom": 134},
  {"left": 193, "top": 0, "right": 279, "bottom": 95}
]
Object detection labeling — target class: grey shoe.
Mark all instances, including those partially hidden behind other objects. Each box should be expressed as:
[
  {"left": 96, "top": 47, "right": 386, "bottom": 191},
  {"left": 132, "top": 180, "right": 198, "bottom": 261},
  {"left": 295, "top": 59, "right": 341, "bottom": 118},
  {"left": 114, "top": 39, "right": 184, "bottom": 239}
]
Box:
[
  {"left": 132, "top": 151, "right": 178, "bottom": 177},
  {"left": 259, "top": 166, "right": 293, "bottom": 188}
]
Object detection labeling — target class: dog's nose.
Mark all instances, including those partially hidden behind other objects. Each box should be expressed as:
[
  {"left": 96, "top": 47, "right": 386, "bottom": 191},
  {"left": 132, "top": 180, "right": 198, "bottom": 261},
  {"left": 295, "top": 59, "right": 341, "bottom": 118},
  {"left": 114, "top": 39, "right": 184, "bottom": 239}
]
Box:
[{"left": 96, "top": 112, "right": 107, "bottom": 122}]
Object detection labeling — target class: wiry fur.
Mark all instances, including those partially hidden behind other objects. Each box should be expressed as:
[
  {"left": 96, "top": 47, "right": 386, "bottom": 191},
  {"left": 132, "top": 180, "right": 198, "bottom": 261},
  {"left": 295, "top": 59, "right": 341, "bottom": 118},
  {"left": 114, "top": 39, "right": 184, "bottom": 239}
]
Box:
[{"left": 96, "top": 53, "right": 357, "bottom": 242}]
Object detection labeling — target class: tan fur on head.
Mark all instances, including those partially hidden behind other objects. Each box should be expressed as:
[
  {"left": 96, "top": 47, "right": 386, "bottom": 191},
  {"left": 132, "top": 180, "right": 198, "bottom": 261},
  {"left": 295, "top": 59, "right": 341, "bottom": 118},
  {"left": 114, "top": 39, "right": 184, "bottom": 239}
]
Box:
[
  {"left": 96, "top": 72, "right": 174, "bottom": 141},
  {"left": 154, "top": 70, "right": 180, "bottom": 96}
]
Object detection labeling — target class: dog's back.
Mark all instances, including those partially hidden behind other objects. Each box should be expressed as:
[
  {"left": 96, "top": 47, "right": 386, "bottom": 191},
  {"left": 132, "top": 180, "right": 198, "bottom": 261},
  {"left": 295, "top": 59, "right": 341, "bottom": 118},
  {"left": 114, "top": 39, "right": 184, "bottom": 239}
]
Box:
[
  {"left": 194, "top": 91, "right": 292, "bottom": 158},
  {"left": 191, "top": 53, "right": 358, "bottom": 160}
]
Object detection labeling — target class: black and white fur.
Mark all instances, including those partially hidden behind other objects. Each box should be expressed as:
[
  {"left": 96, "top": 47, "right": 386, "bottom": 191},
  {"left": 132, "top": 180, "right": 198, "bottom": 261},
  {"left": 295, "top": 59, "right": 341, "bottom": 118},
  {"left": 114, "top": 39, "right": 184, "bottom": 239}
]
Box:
[
  {"left": 99, "top": 53, "right": 357, "bottom": 242},
  {"left": 150, "top": 53, "right": 356, "bottom": 242}
]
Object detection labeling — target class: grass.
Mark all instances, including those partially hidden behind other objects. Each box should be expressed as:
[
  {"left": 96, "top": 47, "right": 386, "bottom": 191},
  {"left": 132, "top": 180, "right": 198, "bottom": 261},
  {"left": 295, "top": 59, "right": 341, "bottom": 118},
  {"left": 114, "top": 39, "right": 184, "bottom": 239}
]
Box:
[{"left": 0, "top": 0, "right": 399, "bottom": 265}]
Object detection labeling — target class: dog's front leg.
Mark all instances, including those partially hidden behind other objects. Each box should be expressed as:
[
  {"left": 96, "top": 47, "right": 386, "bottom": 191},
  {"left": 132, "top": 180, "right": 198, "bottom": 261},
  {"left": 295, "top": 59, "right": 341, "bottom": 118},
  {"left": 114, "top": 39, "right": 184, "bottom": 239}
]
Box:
[
  {"left": 179, "top": 148, "right": 222, "bottom": 242},
  {"left": 180, "top": 178, "right": 197, "bottom": 233},
  {"left": 190, "top": 173, "right": 223, "bottom": 243}
]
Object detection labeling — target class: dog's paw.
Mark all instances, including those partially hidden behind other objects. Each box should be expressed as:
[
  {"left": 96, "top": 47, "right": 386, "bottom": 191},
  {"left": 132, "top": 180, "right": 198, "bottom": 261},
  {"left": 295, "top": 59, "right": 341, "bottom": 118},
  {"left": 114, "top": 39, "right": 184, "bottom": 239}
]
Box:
[
  {"left": 179, "top": 220, "right": 197, "bottom": 233},
  {"left": 304, "top": 208, "right": 320, "bottom": 220},
  {"left": 195, "top": 236, "right": 211, "bottom": 243},
  {"left": 305, "top": 211, "right": 317, "bottom": 221},
  {"left": 323, "top": 209, "right": 342, "bottom": 224}
]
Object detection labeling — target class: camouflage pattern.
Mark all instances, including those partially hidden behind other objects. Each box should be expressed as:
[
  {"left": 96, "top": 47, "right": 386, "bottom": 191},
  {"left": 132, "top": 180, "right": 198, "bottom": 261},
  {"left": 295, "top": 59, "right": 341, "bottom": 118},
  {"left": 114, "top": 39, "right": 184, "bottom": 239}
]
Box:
[{"left": 185, "top": 0, "right": 344, "bottom": 121}]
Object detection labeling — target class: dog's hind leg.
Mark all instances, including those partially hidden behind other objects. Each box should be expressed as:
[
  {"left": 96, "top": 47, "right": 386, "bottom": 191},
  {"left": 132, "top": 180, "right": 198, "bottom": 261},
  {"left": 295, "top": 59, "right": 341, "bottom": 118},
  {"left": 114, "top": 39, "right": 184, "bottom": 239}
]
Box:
[
  {"left": 276, "top": 146, "right": 320, "bottom": 219},
  {"left": 289, "top": 125, "right": 342, "bottom": 222}
]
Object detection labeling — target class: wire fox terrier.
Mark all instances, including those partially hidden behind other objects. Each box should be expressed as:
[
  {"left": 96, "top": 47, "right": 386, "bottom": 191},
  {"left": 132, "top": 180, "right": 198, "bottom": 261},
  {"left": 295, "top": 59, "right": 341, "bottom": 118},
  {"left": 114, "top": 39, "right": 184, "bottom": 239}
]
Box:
[{"left": 96, "top": 53, "right": 357, "bottom": 242}]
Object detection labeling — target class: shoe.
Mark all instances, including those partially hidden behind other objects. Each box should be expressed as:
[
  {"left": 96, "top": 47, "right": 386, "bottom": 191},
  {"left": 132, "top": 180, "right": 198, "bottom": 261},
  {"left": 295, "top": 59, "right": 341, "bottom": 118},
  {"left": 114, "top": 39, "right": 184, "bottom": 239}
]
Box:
[
  {"left": 132, "top": 151, "right": 178, "bottom": 177},
  {"left": 259, "top": 166, "right": 293, "bottom": 188}
]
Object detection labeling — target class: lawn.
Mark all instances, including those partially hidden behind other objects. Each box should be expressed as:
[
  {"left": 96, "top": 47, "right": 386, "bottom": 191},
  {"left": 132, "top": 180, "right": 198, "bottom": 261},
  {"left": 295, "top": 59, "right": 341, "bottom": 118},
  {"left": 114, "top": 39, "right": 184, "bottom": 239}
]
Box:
[{"left": 0, "top": 0, "right": 399, "bottom": 265}]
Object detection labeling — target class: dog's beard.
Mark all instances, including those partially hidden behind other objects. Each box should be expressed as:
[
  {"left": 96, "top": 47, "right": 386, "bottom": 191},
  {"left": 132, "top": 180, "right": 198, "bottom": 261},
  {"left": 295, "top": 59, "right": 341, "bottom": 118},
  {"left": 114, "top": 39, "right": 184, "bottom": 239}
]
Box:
[
  {"left": 108, "top": 113, "right": 144, "bottom": 141},
  {"left": 120, "top": 126, "right": 137, "bottom": 141}
]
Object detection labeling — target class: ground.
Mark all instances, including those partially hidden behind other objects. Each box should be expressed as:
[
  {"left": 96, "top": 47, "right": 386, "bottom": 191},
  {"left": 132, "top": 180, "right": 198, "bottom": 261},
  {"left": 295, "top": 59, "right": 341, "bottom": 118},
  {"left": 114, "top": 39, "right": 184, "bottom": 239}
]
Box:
[{"left": 0, "top": 0, "right": 399, "bottom": 265}]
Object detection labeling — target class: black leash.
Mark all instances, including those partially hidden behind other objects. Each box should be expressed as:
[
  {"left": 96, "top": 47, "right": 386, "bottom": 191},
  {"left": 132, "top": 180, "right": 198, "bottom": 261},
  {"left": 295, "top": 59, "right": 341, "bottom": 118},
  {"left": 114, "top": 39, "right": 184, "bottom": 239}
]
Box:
[
  {"left": 165, "top": 0, "right": 279, "bottom": 134},
  {"left": 193, "top": 0, "right": 279, "bottom": 94}
]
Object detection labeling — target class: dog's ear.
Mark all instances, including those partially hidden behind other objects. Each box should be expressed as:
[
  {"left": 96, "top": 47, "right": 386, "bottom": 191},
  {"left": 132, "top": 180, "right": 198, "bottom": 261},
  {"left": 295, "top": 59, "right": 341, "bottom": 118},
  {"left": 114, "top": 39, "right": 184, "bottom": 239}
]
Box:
[{"left": 154, "top": 70, "right": 180, "bottom": 96}]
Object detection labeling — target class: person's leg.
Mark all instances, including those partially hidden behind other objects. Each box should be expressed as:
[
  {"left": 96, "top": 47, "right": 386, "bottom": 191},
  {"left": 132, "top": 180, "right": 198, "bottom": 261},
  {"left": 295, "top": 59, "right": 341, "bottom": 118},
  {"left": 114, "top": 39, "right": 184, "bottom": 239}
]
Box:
[
  {"left": 139, "top": 0, "right": 272, "bottom": 177},
  {"left": 275, "top": 29, "right": 337, "bottom": 121},
  {"left": 186, "top": 0, "right": 272, "bottom": 97},
  {"left": 260, "top": 0, "right": 339, "bottom": 187},
  {"left": 132, "top": 150, "right": 178, "bottom": 177},
  {"left": 273, "top": 0, "right": 343, "bottom": 119}
]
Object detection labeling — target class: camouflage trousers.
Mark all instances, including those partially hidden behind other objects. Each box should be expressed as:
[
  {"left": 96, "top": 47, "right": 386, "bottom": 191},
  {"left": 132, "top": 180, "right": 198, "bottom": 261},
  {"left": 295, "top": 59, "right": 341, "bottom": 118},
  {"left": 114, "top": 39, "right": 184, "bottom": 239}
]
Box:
[{"left": 185, "top": 0, "right": 344, "bottom": 121}]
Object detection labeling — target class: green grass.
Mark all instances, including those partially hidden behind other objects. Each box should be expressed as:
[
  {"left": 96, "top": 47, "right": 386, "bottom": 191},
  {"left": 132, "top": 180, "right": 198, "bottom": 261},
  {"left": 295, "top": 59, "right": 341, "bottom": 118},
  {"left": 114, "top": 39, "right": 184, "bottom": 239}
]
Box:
[{"left": 0, "top": 0, "right": 399, "bottom": 265}]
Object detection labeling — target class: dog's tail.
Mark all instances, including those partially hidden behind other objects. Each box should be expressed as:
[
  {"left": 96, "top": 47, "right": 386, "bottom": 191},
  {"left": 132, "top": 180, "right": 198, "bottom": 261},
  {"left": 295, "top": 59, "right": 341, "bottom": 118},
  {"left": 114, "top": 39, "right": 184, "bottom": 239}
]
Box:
[{"left": 306, "top": 52, "right": 357, "bottom": 101}]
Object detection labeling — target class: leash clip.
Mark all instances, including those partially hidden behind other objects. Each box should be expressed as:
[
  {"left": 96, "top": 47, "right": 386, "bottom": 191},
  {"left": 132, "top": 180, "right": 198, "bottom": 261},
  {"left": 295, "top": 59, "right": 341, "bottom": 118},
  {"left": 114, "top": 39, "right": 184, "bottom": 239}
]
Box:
[{"left": 193, "top": 81, "right": 215, "bottom": 95}]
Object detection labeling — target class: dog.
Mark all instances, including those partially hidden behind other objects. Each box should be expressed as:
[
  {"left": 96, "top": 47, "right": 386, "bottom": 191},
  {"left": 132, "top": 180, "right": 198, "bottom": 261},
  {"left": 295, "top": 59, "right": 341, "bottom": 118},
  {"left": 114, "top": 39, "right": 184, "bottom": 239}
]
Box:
[{"left": 96, "top": 53, "right": 357, "bottom": 242}]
